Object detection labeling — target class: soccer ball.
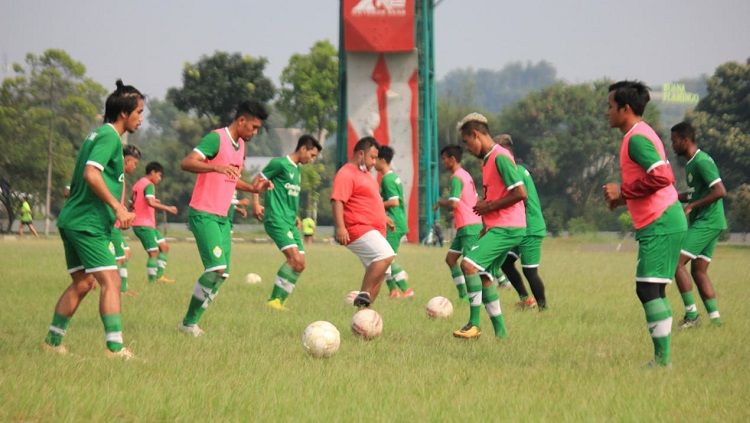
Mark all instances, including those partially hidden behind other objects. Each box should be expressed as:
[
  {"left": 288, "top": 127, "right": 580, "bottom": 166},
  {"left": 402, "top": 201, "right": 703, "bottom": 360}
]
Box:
[
  {"left": 302, "top": 321, "right": 340, "bottom": 358},
  {"left": 425, "top": 296, "right": 453, "bottom": 318},
  {"left": 344, "top": 290, "right": 360, "bottom": 305},
  {"left": 351, "top": 309, "right": 383, "bottom": 339},
  {"left": 244, "top": 273, "right": 262, "bottom": 284}
]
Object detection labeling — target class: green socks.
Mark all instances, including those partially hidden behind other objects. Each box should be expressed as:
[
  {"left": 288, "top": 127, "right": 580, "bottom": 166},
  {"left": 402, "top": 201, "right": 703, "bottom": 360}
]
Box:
[
  {"left": 452, "top": 265, "right": 467, "bottom": 298},
  {"left": 157, "top": 252, "right": 168, "bottom": 278},
  {"left": 391, "top": 263, "right": 409, "bottom": 292},
  {"left": 680, "top": 291, "right": 699, "bottom": 319},
  {"left": 643, "top": 298, "right": 673, "bottom": 366},
  {"left": 482, "top": 284, "right": 507, "bottom": 338},
  {"left": 101, "top": 314, "right": 124, "bottom": 352},
  {"left": 119, "top": 261, "right": 129, "bottom": 293},
  {"left": 147, "top": 256, "right": 158, "bottom": 283},
  {"left": 183, "top": 272, "right": 224, "bottom": 326},
  {"left": 269, "top": 263, "right": 300, "bottom": 302},
  {"left": 703, "top": 298, "right": 721, "bottom": 325},
  {"left": 44, "top": 313, "right": 71, "bottom": 347},
  {"left": 465, "top": 273, "right": 482, "bottom": 326}
]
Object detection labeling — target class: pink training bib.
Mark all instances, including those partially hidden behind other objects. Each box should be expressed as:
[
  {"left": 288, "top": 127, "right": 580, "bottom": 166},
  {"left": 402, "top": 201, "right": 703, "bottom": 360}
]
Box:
[
  {"left": 452, "top": 167, "right": 482, "bottom": 229},
  {"left": 481, "top": 145, "right": 526, "bottom": 228},
  {"left": 131, "top": 176, "right": 156, "bottom": 228},
  {"left": 189, "top": 128, "right": 245, "bottom": 217}
]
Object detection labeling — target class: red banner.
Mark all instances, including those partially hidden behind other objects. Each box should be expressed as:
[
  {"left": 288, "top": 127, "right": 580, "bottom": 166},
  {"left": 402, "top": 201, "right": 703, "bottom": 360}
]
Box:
[{"left": 344, "top": 0, "right": 414, "bottom": 52}]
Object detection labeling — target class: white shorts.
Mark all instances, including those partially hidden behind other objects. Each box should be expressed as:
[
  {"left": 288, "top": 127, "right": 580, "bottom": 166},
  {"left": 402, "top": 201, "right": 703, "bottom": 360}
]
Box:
[{"left": 347, "top": 230, "right": 395, "bottom": 269}]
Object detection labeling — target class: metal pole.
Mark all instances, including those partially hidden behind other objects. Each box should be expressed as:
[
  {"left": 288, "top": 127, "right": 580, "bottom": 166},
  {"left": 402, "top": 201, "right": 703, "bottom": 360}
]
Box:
[{"left": 336, "top": 0, "right": 348, "bottom": 170}]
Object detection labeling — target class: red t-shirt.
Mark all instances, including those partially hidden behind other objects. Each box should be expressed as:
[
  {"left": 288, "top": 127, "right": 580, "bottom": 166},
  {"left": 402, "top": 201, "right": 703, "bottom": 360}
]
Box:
[{"left": 331, "top": 163, "right": 386, "bottom": 242}]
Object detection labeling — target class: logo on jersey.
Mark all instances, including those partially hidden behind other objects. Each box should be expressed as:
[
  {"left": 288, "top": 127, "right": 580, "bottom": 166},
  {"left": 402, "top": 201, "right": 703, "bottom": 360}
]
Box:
[
  {"left": 213, "top": 246, "right": 223, "bottom": 258},
  {"left": 284, "top": 183, "right": 301, "bottom": 197},
  {"left": 687, "top": 173, "right": 693, "bottom": 184},
  {"left": 108, "top": 242, "right": 116, "bottom": 255},
  {"left": 118, "top": 173, "right": 125, "bottom": 182},
  {"left": 287, "top": 231, "right": 294, "bottom": 239}
]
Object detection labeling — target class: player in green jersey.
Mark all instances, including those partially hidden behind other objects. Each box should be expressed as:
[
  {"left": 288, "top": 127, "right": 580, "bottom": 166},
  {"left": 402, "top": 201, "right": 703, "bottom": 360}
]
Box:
[
  {"left": 375, "top": 145, "right": 414, "bottom": 299},
  {"left": 43, "top": 80, "right": 144, "bottom": 360},
  {"left": 115, "top": 144, "right": 142, "bottom": 297},
  {"left": 252, "top": 135, "right": 322, "bottom": 311},
  {"left": 670, "top": 121, "right": 727, "bottom": 328}
]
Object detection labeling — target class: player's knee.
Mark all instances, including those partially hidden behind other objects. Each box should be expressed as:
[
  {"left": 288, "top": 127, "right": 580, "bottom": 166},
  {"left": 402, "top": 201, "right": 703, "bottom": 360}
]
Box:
[
  {"left": 522, "top": 267, "right": 538, "bottom": 279},
  {"left": 291, "top": 258, "right": 305, "bottom": 273},
  {"left": 690, "top": 266, "right": 706, "bottom": 280},
  {"left": 635, "top": 282, "right": 661, "bottom": 303},
  {"left": 160, "top": 243, "right": 170, "bottom": 253},
  {"left": 460, "top": 260, "right": 477, "bottom": 275},
  {"left": 445, "top": 255, "right": 456, "bottom": 267}
]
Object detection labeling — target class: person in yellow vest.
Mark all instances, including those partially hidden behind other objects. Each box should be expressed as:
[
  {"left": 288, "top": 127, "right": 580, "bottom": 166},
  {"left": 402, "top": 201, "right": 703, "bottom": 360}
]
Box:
[
  {"left": 301, "top": 216, "right": 315, "bottom": 244},
  {"left": 19, "top": 195, "right": 39, "bottom": 238}
]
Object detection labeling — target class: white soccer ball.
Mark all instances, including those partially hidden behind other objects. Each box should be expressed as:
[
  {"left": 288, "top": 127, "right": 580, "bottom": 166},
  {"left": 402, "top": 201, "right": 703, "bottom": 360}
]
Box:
[
  {"left": 344, "top": 290, "right": 360, "bottom": 305},
  {"left": 351, "top": 309, "right": 383, "bottom": 339},
  {"left": 302, "top": 321, "right": 340, "bottom": 358},
  {"left": 426, "top": 296, "right": 454, "bottom": 318},
  {"left": 244, "top": 273, "right": 262, "bottom": 284}
]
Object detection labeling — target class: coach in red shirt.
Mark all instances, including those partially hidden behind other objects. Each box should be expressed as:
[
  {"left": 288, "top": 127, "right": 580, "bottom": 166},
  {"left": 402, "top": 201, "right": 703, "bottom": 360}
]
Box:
[{"left": 331, "top": 136, "right": 396, "bottom": 308}]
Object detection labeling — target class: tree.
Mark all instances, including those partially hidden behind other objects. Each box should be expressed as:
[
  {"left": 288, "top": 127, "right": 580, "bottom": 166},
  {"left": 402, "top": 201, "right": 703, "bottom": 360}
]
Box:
[
  {"left": 0, "top": 49, "right": 106, "bottom": 233},
  {"left": 726, "top": 184, "right": 750, "bottom": 239},
  {"left": 685, "top": 58, "right": 750, "bottom": 189},
  {"left": 167, "top": 52, "right": 275, "bottom": 128},
  {"left": 495, "top": 81, "right": 661, "bottom": 230}
]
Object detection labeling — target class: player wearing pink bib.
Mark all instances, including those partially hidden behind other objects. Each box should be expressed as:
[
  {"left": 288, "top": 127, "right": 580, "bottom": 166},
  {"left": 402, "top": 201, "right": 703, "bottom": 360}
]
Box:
[
  {"left": 604, "top": 80, "right": 687, "bottom": 368},
  {"left": 453, "top": 113, "right": 527, "bottom": 340},
  {"left": 434, "top": 145, "right": 483, "bottom": 301},
  {"left": 131, "top": 161, "right": 178, "bottom": 284},
  {"left": 177, "top": 101, "right": 272, "bottom": 337}
]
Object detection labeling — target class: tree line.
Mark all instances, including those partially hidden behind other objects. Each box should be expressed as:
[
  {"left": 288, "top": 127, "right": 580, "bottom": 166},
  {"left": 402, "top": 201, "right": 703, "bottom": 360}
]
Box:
[{"left": 1, "top": 46, "right": 748, "bottom": 236}]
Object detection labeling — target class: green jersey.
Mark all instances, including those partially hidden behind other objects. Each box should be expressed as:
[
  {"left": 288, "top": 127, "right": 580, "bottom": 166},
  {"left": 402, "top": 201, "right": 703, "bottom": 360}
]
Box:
[
  {"left": 519, "top": 164, "right": 546, "bottom": 236},
  {"left": 685, "top": 150, "right": 726, "bottom": 229},
  {"left": 58, "top": 124, "right": 123, "bottom": 235},
  {"left": 380, "top": 171, "right": 407, "bottom": 233},
  {"left": 261, "top": 156, "right": 301, "bottom": 225}
]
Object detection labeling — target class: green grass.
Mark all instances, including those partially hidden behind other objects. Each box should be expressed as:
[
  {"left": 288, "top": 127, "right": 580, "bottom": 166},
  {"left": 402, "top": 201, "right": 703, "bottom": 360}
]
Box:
[{"left": 1, "top": 238, "right": 748, "bottom": 421}]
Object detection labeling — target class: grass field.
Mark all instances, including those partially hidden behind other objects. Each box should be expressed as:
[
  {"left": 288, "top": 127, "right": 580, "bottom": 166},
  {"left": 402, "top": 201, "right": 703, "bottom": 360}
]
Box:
[{"left": 1, "top": 237, "right": 748, "bottom": 421}]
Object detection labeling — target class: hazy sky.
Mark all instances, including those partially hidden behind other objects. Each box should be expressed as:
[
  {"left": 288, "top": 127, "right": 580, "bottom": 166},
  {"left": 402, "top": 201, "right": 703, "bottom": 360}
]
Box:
[{"left": 1, "top": 0, "right": 748, "bottom": 99}]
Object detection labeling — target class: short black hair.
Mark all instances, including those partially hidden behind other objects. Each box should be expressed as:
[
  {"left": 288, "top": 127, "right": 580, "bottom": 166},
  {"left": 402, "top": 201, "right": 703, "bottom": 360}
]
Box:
[
  {"left": 235, "top": 100, "right": 269, "bottom": 121},
  {"left": 353, "top": 136, "right": 379, "bottom": 153},
  {"left": 123, "top": 144, "right": 141, "bottom": 159},
  {"left": 296, "top": 134, "right": 323, "bottom": 152},
  {"left": 378, "top": 145, "right": 394, "bottom": 164},
  {"left": 608, "top": 80, "right": 650, "bottom": 117},
  {"left": 440, "top": 145, "right": 463, "bottom": 162},
  {"left": 104, "top": 79, "right": 144, "bottom": 124},
  {"left": 459, "top": 120, "right": 490, "bottom": 137},
  {"left": 145, "top": 161, "right": 163, "bottom": 174},
  {"left": 671, "top": 121, "right": 695, "bottom": 141}
]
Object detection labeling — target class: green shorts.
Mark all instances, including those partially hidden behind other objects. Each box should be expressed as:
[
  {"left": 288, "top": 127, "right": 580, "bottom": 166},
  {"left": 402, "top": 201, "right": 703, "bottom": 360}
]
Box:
[
  {"left": 464, "top": 227, "right": 525, "bottom": 274},
  {"left": 508, "top": 235, "right": 544, "bottom": 267},
  {"left": 59, "top": 227, "right": 117, "bottom": 274},
  {"left": 682, "top": 226, "right": 722, "bottom": 262},
  {"left": 448, "top": 225, "right": 482, "bottom": 256},
  {"left": 264, "top": 221, "right": 304, "bottom": 253},
  {"left": 189, "top": 208, "right": 233, "bottom": 275},
  {"left": 110, "top": 227, "right": 130, "bottom": 260},
  {"left": 133, "top": 226, "right": 164, "bottom": 252},
  {"left": 636, "top": 231, "right": 685, "bottom": 283},
  {"left": 385, "top": 229, "right": 406, "bottom": 254}
]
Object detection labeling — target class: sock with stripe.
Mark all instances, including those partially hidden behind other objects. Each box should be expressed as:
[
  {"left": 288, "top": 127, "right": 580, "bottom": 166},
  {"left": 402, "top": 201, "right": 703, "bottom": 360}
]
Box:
[
  {"left": 156, "top": 252, "right": 168, "bottom": 278},
  {"left": 451, "top": 265, "right": 467, "bottom": 298},
  {"left": 391, "top": 263, "right": 409, "bottom": 291},
  {"left": 465, "top": 273, "right": 482, "bottom": 327},
  {"left": 119, "top": 261, "right": 129, "bottom": 293},
  {"left": 44, "top": 313, "right": 71, "bottom": 347},
  {"left": 385, "top": 277, "right": 398, "bottom": 293},
  {"left": 483, "top": 284, "right": 507, "bottom": 338},
  {"left": 269, "top": 263, "right": 300, "bottom": 302},
  {"left": 101, "top": 314, "right": 124, "bottom": 352},
  {"left": 680, "top": 290, "right": 699, "bottom": 319},
  {"left": 146, "top": 256, "right": 158, "bottom": 283},
  {"left": 643, "top": 298, "right": 673, "bottom": 366},
  {"left": 702, "top": 297, "right": 721, "bottom": 324},
  {"left": 183, "top": 271, "right": 223, "bottom": 326}
]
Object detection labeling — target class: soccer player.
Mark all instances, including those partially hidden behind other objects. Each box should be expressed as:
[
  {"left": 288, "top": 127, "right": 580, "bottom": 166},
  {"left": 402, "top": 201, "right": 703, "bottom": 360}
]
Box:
[
  {"left": 43, "top": 80, "right": 143, "bottom": 359},
  {"left": 670, "top": 121, "right": 726, "bottom": 328},
  {"left": 331, "top": 136, "right": 395, "bottom": 308},
  {"left": 375, "top": 145, "right": 415, "bottom": 299},
  {"left": 452, "top": 113, "right": 527, "bottom": 339},
  {"left": 603, "top": 80, "right": 687, "bottom": 367},
  {"left": 301, "top": 216, "right": 316, "bottom": 244},
  {"left": 113, "top": 144, "right": 142, "bottom": 296},
  {"left": 18, "top": 195, "right": 39, "bottom": 237},
  {"left": 433, "top": 145, "right": 483, "bottom": 302},
  {"left": 494, "top": 134, "right": 548, "bottom": 311},
  {"left": 252, "top": 134, "right": 322, "bottom": 311},
  {"left": 178, "top": 100, "right": 272, "bottom": 336},
  {"left": 131, "top": 161, "right": 178, "bottom": 284}
]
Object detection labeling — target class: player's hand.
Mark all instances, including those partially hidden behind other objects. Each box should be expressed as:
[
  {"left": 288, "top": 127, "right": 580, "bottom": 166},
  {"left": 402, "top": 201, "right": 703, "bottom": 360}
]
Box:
[
  {"left": 116, "top": 206, "right": 136, "bottom": 229},
  {"left": 214, "top": 164, "right": 241, "bottom": 180},
  {"left": 250, "top": 175, "right": 274, "bottom": 193},
  {"left": 386, "top": 217, "right": 395, "bottom": 231},
  {"left": 473, "top": 200, "right": 493, "bottom": 216},
  {"left": 253, "top": 204, "right": 265, "bottom": 221},
  {"left": 167, "top": 206, "right": 178, "bottom": 215},
  {"left": 683, "top": 204, "right": 693, "bottom": 216},
  {"left": 602, "top": 183, "right": 621, "bottom": 210},
  {"left": 236, "top": 207, "right": 248, "bottom": 218},
  {"left": 335, "top": 226, "right": 350, "bottom": 245}
]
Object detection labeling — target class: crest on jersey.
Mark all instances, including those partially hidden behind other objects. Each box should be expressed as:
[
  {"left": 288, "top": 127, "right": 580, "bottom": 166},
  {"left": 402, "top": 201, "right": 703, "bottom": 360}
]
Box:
[
  {"left": 213, "top": 246, "right": 223, "bottom": 258},
  {"left": 287, "top": 231, "right": 294, "bottom": 239},
  {"left": 688, "top": 173, "right": 693, "bottom": 183}
]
